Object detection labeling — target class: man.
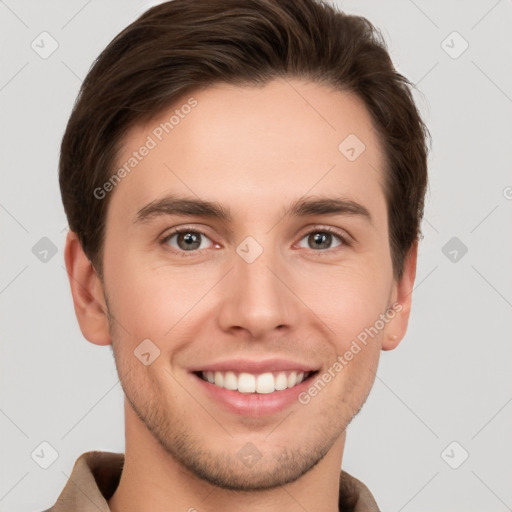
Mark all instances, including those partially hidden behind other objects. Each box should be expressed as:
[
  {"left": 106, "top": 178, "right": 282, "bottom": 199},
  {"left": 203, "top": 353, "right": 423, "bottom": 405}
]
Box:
[{"left": 51, "top": 0, "right": 428, "bottom": 510}]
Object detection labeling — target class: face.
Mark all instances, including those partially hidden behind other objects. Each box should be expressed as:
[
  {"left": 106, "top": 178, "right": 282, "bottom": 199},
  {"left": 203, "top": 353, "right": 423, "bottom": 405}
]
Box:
[{"left": 78, "top": 79, "right": 414, "bottom": 490}]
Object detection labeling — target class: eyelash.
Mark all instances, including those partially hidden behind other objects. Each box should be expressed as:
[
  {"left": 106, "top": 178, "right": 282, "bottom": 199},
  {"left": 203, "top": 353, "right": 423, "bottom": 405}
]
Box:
[{"left": 159, "top": 226, "right": 351, "bottom": 258}]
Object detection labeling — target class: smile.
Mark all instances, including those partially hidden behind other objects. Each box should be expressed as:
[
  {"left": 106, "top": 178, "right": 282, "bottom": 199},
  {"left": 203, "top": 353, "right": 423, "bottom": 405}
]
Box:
[{"left": 198, "top": 370, "right": 314, "bottom": 394}]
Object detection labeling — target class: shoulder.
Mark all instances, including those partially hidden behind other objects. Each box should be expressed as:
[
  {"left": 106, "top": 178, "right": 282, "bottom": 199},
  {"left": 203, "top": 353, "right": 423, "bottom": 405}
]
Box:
[{"left": 43, "top": 450, "right": 124, "bottom": 512}]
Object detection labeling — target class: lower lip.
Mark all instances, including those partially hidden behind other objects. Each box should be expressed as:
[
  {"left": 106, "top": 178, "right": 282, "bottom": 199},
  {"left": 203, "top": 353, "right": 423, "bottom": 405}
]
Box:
[{"left": 190, "top": 372, "right": 315, "bottom": 417}]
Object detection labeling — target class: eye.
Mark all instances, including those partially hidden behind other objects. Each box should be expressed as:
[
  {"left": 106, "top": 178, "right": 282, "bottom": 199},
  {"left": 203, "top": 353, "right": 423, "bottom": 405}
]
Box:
[
  {"left": 162, "top": 229, "right": 214, "bottom": 253},
  {"left": 297, "top": 228, "right": 346, "bottom": 251}
]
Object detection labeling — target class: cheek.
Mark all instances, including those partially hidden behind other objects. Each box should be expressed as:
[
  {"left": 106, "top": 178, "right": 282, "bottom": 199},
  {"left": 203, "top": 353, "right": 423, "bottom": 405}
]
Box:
[
  {"left": 104, "top": 253, "right": 222, "bottom": 343},
  {"left": 294, "top": 262, "right": 393, "bottom": 347}
]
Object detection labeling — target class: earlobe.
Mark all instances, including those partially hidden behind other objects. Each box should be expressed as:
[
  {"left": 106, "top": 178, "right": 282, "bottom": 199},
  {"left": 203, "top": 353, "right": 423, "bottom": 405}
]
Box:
[
  {"left": 382, "top": 241, "right": 418, "bottom": 351},
  {"left": 64, "top": 231, "right": 111, "bottom": 346}
]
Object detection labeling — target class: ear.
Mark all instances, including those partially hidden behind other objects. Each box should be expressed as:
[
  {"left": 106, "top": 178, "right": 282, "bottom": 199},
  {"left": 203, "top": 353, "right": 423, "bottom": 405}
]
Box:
[
  {"left": 382, "top": 241, "right": 418, "bottom": 351},
  {"left": 64, "top": 231, "right": 111, "bottom": 346}
]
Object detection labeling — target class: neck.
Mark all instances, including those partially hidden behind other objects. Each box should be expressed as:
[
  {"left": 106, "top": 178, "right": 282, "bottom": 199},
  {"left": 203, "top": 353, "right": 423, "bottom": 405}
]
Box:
[{"left": 109, "top": 400, "right": 345, "bottom": 512}]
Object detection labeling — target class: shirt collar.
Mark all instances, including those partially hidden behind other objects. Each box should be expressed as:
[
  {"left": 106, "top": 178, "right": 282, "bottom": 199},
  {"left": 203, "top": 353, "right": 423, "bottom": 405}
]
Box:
[{"left": 47, "top": 451, "right": 379, "bottom": 512}]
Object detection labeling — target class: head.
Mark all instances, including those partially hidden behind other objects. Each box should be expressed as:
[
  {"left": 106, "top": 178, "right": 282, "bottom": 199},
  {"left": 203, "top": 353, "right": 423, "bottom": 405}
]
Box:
[{"left": 62, "top": 0, "right": 428, "bottom": 491}]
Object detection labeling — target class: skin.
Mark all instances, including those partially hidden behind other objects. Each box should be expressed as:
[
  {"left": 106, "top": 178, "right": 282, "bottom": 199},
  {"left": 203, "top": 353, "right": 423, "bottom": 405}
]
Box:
[{"left": 65, "top": 79, "right": 417, "bottom": 512}]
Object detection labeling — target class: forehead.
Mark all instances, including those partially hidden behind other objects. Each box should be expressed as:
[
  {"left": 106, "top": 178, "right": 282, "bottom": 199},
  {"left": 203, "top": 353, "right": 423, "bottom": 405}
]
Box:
[{"left": 108, "top": 79, "right": 386, "bottom": 225}]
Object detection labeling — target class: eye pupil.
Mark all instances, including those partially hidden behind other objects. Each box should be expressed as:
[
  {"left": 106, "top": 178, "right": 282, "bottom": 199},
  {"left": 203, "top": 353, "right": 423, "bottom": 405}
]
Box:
[{"left": 309, "top": 232, "right": 332, "bottom": 249}]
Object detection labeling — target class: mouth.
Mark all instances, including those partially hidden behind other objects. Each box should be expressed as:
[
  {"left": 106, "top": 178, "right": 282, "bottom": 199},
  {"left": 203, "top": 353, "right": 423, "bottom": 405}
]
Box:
[
  {"left": 188, "top": 358, "right": 321, "bottom": 416},
  {"left": 193, "top": 369, "right": 318, "bottom": 394}
]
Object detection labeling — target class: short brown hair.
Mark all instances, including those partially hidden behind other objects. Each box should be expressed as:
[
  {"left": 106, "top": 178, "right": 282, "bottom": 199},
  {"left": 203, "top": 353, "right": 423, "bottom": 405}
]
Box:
[{"left": 59, "top": 0, "right": 429, "bottom": 278}]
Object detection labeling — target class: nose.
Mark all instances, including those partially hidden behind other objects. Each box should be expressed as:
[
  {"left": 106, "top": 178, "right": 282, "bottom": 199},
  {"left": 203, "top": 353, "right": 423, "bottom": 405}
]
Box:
[{"left": 216, "top": 244, "right": 301, "bottom": 340}]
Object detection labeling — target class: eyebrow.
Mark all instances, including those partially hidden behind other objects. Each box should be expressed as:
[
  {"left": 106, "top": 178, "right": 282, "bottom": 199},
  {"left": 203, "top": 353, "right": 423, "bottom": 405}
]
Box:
[
  {"left": 134, "top": 194, "right": 372, "bottom": 224},
  {"left": 135, "top": 195, "right": 232, "bottom": 223}
]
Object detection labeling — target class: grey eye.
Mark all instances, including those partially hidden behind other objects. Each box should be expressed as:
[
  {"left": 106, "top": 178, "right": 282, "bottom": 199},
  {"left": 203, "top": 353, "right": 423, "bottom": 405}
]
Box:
[{"left": 166, "top": 231, "right": 212, "bottom": 251}]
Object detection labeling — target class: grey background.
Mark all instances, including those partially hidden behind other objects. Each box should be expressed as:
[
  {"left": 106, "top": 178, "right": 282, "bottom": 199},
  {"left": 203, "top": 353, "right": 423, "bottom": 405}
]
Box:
[{"left": 1, "top": 0, "right": 511, "bottom": 510}]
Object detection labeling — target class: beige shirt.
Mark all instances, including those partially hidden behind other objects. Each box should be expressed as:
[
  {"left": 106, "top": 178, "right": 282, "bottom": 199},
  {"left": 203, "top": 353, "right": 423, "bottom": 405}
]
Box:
[{"left": 45, "top": 451, "right": 380, "bottom": 512}]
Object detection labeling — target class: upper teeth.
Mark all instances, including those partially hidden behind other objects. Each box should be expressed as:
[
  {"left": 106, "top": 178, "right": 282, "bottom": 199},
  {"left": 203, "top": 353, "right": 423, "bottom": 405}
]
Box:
[{"left": 201, "top": 370, "right": 309, "bottom": 394}]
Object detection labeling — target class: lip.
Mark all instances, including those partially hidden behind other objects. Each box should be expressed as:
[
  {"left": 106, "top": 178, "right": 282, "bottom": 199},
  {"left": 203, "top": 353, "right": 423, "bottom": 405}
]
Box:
[
  {"left": 189, "top": 360, "right": 318, "bottom": 418},
  {"left": 188, "top": 358, "right": 317, "bottom": 374}
]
